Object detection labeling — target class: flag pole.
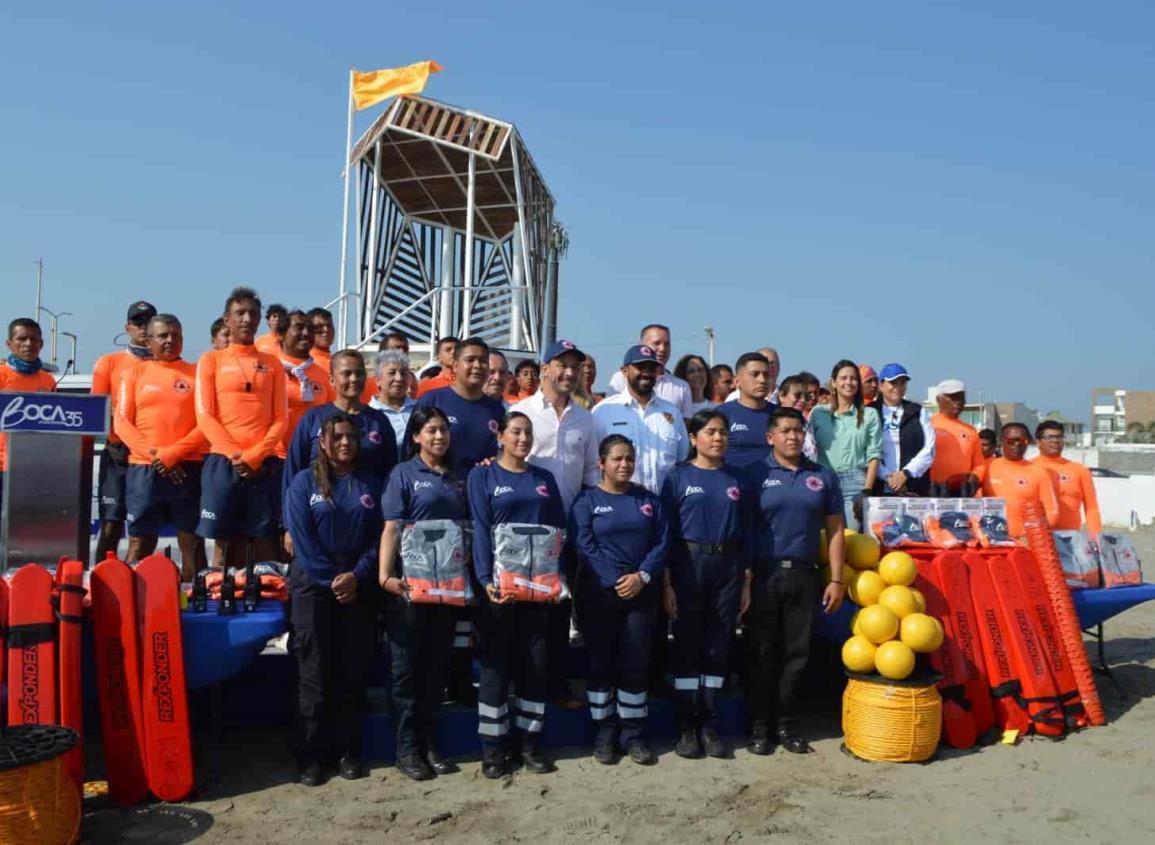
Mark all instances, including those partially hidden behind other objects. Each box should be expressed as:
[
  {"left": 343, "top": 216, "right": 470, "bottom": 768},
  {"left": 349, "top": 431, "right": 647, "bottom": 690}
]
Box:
[{"left": 337, "top": 68, "right": 355, "bottom": 348}]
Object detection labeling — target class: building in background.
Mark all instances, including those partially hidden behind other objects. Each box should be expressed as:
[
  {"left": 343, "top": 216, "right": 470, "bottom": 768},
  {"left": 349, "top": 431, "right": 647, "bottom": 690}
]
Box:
[{"left": 1090, "top": 388, "right": 1155, "bottom": 445}]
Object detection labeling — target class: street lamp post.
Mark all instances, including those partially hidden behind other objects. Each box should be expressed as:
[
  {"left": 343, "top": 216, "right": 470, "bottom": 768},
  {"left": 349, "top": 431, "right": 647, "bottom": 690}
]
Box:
[
  {"left": 703, "top": 325, "right": 716, "bottom": 366},
  {"left": 61, "top": 332, "right": 78, "bottom": 375},
  {"left": 37, "top": 306, "right": 73, "bottom": 369}
]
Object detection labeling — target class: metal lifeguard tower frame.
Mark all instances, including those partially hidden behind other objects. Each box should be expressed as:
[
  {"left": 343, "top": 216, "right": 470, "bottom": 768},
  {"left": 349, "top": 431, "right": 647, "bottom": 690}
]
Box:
[{"left": 344, "top": 95, "right": 557, "bottom": 362}]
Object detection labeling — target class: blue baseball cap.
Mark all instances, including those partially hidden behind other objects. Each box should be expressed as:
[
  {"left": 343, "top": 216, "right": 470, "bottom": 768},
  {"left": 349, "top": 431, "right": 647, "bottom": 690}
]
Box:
[
  {"left": 622, "top": 344, "right": 659, "bottom": 367},
  {"left": 542, "top": 339, "right": 585, "bottom": 364},
  {"left": 879, "top": 363, "right": 910, "bottom": 382}
]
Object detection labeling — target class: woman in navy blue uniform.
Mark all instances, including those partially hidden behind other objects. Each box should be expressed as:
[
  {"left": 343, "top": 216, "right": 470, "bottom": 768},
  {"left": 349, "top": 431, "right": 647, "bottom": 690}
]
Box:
[
  {"left": 284, "top": 413, "right": 383, "bottom": 786},
  {"left": 570, "top": 434, "right": 670, "bottom": 766},
  {"left": 660, "top": 409, "right": 752, "bottom": 760},
  {"left": 467, "top": 412, "right": 566, "bottom": 778},
  {"left": 284, "top": 350, "right": 398, "bottom": 498},
  {"left": 378, "top": 407, "right": 467, "bottom": 782}
]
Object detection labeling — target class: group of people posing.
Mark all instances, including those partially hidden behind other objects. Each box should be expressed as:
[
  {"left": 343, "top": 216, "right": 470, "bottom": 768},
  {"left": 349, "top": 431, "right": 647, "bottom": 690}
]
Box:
[{"left": 0, "top": 293, "right": 1099, "bottom": 786}]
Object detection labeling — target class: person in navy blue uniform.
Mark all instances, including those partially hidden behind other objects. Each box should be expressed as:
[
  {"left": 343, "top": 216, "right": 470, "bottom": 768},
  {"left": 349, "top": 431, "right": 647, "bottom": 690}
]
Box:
[
  {"left": 378, "top": 406, "right": 468, "bottom": 782},
  {"left": 744, "top": 407, "right": 848, "bottom": 756},
  {"left": 467, "top": 412, "right": 566, "bottom": 778},
  {"left": 283, "top": 350, "right": 398, "bottom": 500},
  {"left": 416, "top": 336, "right": 505, "bottom": 704},
  {"left": 284, "top": 413, "right": 383, "bottom": 786},
  {"left": 570, "top": 435, "right": 670, "bottom": 766},
  {"left": 660, "top": 409, "right": 752, "bottom": 760},
  {"left": 716, "top": 351, "right": 776, "bottom": 485}
]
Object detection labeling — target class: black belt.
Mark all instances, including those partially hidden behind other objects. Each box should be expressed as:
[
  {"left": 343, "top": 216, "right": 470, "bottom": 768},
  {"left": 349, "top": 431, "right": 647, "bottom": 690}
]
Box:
[
  {"left": 758, "top": 558, "right": 820, "bottom": 571},
  {"left": 684, "top": 540, "right": 741, "bottom": 556}
]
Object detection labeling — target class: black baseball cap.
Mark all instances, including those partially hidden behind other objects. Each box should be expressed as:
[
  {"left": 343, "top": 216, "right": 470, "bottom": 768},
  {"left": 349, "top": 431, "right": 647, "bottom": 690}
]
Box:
[{"left": 126, "top": 301, "right": 157, "bottom": 323}]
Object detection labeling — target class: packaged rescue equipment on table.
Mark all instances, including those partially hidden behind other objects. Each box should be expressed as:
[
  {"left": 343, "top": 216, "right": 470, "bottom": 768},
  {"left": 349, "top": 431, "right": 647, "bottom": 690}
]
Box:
[
  {"left": 1052, "top": 530, "right": 1101, "bottom": 589},
  {"left": 401, "top": 519, "right": 474, "bottom": 606},
  {"left": 925, "top": 510, "right": 976, "bottom": 548},
  {"left": 492, "top": 523, "right": 569, "bottom": 602},
  {"left": 1099, "top": 533, "right": 1143, "bottom": 588}
]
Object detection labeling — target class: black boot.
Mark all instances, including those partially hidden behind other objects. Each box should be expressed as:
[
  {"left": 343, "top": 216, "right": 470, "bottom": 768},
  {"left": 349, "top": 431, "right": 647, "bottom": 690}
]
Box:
[
  {"left": 481, "top": 746, "right": 507, "bottom": 779},
  {"left": 593, "top": 728, "right": 618, "bottom": 765},
  {"left": 397, "top": 752, "right": 435, "bottom": 781},
  {"left": 299, "top": 761, "right": 324, "bottom": 787},
  {"left": 521, "top": 739, "right": 555, "bottom": 774},
  {"left": 675, "top": 729, "right": 703, "bottom": 759}
]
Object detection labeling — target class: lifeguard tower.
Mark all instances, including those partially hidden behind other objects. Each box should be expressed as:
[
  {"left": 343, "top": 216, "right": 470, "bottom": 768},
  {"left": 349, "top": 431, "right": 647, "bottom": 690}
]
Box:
[{"left": 344, "top": 95, "right": 559, "bottom": 362}]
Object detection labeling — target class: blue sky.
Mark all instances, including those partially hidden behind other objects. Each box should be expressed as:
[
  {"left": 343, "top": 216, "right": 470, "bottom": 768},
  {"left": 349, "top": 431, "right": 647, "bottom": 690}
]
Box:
[{"left": 1, "top": 2, "right": 1152, "bottom": 421}]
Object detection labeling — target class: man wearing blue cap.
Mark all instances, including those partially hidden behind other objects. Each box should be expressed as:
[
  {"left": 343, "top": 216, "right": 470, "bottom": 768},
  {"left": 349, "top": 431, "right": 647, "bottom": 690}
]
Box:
[
  {"left": 593, "top": 344, "right": 689, "bottom": 494},
  {"left": 870, "top": 363, "right": 935, "bottom": 496}
]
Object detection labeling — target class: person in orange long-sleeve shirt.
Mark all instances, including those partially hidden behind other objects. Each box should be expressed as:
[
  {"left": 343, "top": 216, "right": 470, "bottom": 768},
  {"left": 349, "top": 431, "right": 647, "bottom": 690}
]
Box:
[
  {"left": 414, "top": 336, "right": 458, "bottom": 398},
  {"left": 1032, "top": 420, "right": 1102, "bottom": 533},
  {"left": 982, "top": 422, "right": 1060, "bottom": 537},
  {"left": 276, "top": 310, "right": 334, "bottom": 457},
  {"left": 255, "top": 303, "right": 287, "bottom": 356},
  {"left": 0, "top": 318, "right": 57, "bottom": 484},
  {"left": 116, "top": 314, "right": 207, "bottom": 575},
  {"left": 929, "top": 379, "right": 984, "bottom": 496},
  {"left": 91, "top": 299, "right": 157, "bottom": 562},
  {"left": 195, "top": 287, "right": 288, "bottom": 566}
]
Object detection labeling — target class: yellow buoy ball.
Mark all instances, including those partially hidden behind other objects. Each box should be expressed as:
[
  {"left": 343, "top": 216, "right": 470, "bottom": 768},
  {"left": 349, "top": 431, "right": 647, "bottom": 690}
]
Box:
[
  {"left": 857, "top": 604, "right": 900, "bottom": 645},
  {"left": 844, "top": 528, "right": 858, "bottom": 536},
  {"left": 845, "top": 534, "right": 881, "bottom": 570},
  {"left": 878, "top": 551, "right": 917, "bottom": 586},
  {"left": 875, "top": 640, "right": 916, "bottom": 680},
  {"left": 842, "top": 635, "right": 878, "bottom": 674},
  {"left": 900, "top": 613, "right": 945, "bottom": 653},
  {"left": 878, "top": 584, "right": 919, "bottom": 619},
  {"left": 849, "top": 609, "right": 862, "bottom": 636},
  {"left": 910, "top": 588, "right": 927, "bottom": 614},
  {"left": 848, "top": 570, "right": 885, "bottom": 607}
]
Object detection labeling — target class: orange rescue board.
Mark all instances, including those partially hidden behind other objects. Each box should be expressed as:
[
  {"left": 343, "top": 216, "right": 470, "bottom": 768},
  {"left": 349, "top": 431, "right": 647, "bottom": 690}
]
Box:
[
  {"left": 6, "top": 565, "right": 58, "bottom": 727},
  {"left": 56, "top": 560, "right": 86, "bottom": 786}
]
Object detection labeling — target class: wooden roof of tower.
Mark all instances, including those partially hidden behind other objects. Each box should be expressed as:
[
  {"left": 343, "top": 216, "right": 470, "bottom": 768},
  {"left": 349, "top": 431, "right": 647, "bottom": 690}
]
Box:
[{"left": 348, "top": 95, "right": 554, "bottom": 241}]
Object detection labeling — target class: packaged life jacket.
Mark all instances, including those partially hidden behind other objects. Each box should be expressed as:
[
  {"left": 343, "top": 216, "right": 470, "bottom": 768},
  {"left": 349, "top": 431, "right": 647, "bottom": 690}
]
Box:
[
  {"left": 972, "top": 514, "right": 1017, "bottom": 548},
  {"left": 925, "top": 511, "right": 976, "bottom": 548},
  {"left": 401, "top": 520, "right": 473, "bottom": 606},
  {"left": 493, "top": 523, "right": 569, "bottom": 603},
  {"left": 1051, "top": 530, "right": 1101, "bottom": 589},
  {"left": 1098, "top": 533, "right": 1142, "bottom": 588},
  {"left": 871, "top": 513, "right": 933, "bottom": 548}
]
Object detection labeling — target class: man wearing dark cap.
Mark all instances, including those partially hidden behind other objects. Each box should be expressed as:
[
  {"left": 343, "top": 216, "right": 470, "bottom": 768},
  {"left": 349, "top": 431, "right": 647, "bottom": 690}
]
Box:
[
  {"left": 593, "top": 344, "right": 689, "bottom": 494},
  {"left": 870, "top": 363, "right": 935, "bottom": 496},
  {"left": 91, "top": 300, "right": 157, "bottom": 563}
]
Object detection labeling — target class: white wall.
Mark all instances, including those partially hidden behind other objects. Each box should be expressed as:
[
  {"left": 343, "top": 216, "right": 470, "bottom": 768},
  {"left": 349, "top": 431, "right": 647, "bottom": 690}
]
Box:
[{"left": 1095, "top": 475, "right": 1155, "bottom": 528}]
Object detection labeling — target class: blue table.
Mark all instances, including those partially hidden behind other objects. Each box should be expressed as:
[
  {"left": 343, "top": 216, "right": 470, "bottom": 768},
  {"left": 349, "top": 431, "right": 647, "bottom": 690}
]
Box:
[
  {"left": 1071, "top": 584, "right": 1155, "bottom": 628},
  {"left": 181, "top": 601, "right": 288, "bottom": 690}
]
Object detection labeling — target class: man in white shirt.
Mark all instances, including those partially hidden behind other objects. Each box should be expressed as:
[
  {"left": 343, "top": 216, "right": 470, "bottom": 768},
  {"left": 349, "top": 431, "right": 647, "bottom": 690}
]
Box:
[
  {"left": 871, "top": 363, "right": 935, "bottom": 496},
  {"left": 725, "top": 346, "right": 780, "bottom": 404},
  {"left": 605, "top": 324, "right": 693, "bottom": 419},
  {"left": 594, "top": 344, "right": 689, "bottom": 494},
  {"left": 370, "top": 350, "right": 416, "bottom": 454},
  {"left": 511, "top": 340, "right": 600, "bottom": 511}
]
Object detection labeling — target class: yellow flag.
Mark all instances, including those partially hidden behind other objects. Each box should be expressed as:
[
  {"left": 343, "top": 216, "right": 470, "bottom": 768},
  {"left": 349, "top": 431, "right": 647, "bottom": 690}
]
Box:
[{"left": 352, "top": 61, "right": 442, "bottom": 110}]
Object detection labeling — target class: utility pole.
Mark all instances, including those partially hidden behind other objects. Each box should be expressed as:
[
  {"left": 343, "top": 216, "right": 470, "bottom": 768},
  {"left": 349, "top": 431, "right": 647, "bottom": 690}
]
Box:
[
  {"left": 61, "top": 332, "right": 78, "bottom": 374},
  {"left": 703, "top": 325, "right": 716, "bottom": 366},
  {"left": 34, "top": 258, "right": 43, "bottom": 319},
  {"left": 37, "top": 307, "right": 73, "bottom": 369}
]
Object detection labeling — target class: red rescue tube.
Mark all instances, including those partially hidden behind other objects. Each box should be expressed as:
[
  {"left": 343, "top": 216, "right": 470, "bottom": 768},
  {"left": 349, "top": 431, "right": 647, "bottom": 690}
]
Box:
[
  {"left": 56, "top": 560, "right": 86, "bottom": 786},
  {"left": 6, "top": 565, "right": 57, "bottom": 727}
]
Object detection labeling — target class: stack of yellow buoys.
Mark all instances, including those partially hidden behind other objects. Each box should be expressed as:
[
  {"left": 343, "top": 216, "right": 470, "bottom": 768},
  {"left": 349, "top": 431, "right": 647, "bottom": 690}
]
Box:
[
  {"left": 840, "top": 549, "right": 944, "bottom": 763},
  {"left": 0, "top": 725, "right": 81, "bottom": 845}
]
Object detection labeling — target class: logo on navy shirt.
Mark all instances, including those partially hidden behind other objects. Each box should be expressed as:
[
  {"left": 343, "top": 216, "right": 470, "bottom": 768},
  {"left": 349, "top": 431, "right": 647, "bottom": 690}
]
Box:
[
  {"left": 535, "top": 484, "right": 550, "bottom": 498},
  {"left": 639, "top": 502, "right": 654, "bottom": 517},
  {"left": 684, "top": 485, "right": 705, "bottom": 496},
  {"left": 593, "top": 505, "right": 614, "bottom": 514},
  {"left": 805, "top": 476, "right": 825, "bottom": 492},
  {"left": 726, "top": 486, "right": 741, "bottom": 501},
  {"left": 731, "top": 423, "right": 749, "bottom": 433},
  {"left": 367, "top": 430, "right": 382, "bottom": 444},
  {"left": 447, "top": 416, "right": 459, "bottom": 424},
  {"left": 494, "top": 485, "right": 514, "bottom": 497},
  {"left": 763, "top": 478, "right": 782, "bottom": 488},
  {"left": 309, "top": 493, "right": 327, "bottom": 506},
  {"left": 413, "top": 480, "right": 434, "bottom": 491},
  {"left": 359, "top": 493, "right": 375, "bottom": 509},
  {"left": 488, "top": 419, "right": 500, "bottom": 433}
]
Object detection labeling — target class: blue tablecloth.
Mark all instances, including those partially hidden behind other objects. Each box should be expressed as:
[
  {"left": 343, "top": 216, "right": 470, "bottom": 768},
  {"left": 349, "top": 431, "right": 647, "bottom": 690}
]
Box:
[
  {"left": 182, "top": 601, "right": 288, "bottom": 690},
  {"left": 1071, "top": 583, "right": 1155, "bottom": 629},
  {"left": 817, "top": 584, "right": 1155, "bottom": 642}
]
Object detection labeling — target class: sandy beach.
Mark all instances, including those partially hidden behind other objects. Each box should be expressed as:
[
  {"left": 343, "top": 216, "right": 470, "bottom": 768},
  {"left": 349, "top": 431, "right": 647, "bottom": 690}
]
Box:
[{"left": 81, "top": 532, "right": 1155, "bottom": 845}]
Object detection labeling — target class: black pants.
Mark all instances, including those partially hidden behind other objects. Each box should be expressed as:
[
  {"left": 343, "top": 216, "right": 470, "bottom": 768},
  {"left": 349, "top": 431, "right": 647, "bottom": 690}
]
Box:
[
  {"left": 290, "top": 569, "right": 375, "bottom": 766},
  {"left": 546, "top": 548, "right": 578, "bottom": 699},
  {"left": 475, "top": 596, "right": 550, "bottom": 751},
  {"left": 385, "top": 595, "right": 456, "bottom": 759},
  {"left": 670, "top": 543, "right": 743, "bottom": 730},
  {"left": 743, "top": 564, "right": 821, "bottom": 736},
  {"left": 578, "top": 574, "right": 659, "bottom": 747}
]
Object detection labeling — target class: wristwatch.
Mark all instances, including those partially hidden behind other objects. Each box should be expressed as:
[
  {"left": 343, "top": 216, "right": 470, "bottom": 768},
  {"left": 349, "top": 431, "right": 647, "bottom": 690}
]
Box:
[{"left": 638, "top": 571, "right": 652, "bottom": 586}]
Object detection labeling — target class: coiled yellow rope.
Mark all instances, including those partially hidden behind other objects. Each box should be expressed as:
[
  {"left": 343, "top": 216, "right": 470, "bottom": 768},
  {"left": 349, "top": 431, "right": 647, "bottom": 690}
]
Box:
[
  {"left": 0, "top": 727, "right": 81, "bottom": 845},
  {"left": 843, "top": 678, "right": 942, "bottom": 763}
]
